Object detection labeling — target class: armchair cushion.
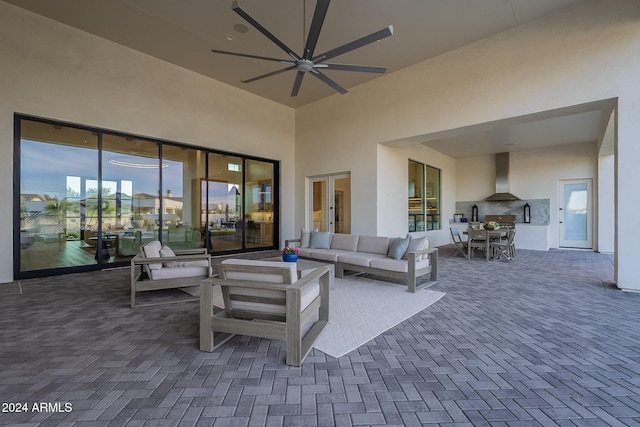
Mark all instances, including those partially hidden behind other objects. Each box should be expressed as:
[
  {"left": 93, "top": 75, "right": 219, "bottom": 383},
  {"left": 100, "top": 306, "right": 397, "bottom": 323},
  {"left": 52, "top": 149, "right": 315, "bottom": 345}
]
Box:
[
  {"left": 150, "top": 264, "right": 211, "bottom": 280},
  {"left": 226, "top": 282, "right": 320, "bottom": 315},
  {"left": 220, "top": 259, "right": 297, "bottom": 283}
]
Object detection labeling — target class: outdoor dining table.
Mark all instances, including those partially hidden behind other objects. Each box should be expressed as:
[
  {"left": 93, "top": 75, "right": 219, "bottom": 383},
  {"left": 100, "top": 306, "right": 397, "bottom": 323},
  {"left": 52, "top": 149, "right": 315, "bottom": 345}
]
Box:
[{"left": 465, "top": 228, "right": 508, "bottom": 261}]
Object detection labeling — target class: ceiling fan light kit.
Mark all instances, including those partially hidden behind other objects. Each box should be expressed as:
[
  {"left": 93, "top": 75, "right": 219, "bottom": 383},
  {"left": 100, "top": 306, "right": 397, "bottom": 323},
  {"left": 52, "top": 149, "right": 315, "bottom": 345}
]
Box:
[{"left": 211, "top": 0, "right": 393, "bottom": 97}]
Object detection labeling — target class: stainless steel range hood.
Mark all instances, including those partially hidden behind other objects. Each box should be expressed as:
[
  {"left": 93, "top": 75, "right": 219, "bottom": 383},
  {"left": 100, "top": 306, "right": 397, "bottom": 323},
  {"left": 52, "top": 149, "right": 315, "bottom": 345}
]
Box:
[{"left": 485, "top": 152, "right": 521, "bottom": 201}]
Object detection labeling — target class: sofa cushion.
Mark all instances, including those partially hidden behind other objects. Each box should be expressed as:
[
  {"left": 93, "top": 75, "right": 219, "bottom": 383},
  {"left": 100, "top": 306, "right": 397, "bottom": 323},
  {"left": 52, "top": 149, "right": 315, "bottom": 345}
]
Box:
[
  {"left": 370, "top": 257, "right": 430, "bottom": 273},
  {"left": 357, "top": 235, "right": 391, "bottom": 255},
  {"left": 309, "top": 231, "right": 331, "bottom": 249},
  {"left": 142, "top": 241, "right": 163, "bottom": 270},
  {"left": 330, "top": 234, "right": 359, "bottom": 251},
  {"left": 387, "top": 237, "right": 410, "bottom": 260},
  {"left": 296, "top": 247, "right": 314, "bottom": 258},
  {"left": 308, "top": 249, "right": 352, "bottom": 262},
  {"left": 337, "top": 252, "right": 387, "bottom": 267},
  {"left": 404, "top": 236, "right": 429, "bottom": 261}
]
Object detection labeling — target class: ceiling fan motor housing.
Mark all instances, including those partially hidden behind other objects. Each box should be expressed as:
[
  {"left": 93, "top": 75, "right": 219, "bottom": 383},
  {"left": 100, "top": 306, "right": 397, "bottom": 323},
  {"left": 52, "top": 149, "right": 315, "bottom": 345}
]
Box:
[{"left": 296, "top": 60, "right": 315, "bottom": 72}]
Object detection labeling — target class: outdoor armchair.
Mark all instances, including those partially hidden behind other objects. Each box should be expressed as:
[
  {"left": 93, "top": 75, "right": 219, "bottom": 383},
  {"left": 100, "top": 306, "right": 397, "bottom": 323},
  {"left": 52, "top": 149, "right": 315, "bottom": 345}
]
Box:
[
  {"left": 199, "top": 259, "right": 330, "bottom": 366},
  {"left": 130, "top": 240, "right": 212, "bottom": 307}
]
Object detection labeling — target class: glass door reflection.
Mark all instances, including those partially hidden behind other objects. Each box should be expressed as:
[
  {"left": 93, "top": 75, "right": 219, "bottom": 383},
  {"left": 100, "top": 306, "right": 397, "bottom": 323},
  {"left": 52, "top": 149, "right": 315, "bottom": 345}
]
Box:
[{"left": 207, "top": 153, "right": 244, "bottom": 251}]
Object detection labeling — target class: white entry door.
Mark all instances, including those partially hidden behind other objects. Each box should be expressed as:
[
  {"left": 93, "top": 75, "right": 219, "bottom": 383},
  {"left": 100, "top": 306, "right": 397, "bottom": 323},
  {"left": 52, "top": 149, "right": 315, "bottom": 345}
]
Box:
[
  {"left": 308, "top": 173, "right": 351, "bottom": 234},
  {"left": 559, "top": 179, "right": 592, "bottom": 249}
]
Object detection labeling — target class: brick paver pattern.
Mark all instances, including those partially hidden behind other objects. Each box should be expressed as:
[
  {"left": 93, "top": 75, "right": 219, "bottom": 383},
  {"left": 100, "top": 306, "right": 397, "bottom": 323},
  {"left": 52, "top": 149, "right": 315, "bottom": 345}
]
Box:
[{"left": 1, "top": 247, "right": 638, "bottom": 426}]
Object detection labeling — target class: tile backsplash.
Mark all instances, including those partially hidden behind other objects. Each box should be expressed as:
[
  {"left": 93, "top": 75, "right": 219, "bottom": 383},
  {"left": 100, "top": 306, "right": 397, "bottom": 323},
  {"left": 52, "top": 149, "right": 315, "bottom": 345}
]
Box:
[{"left": 455, "top": 199, "right": 550, "bottom": 225}]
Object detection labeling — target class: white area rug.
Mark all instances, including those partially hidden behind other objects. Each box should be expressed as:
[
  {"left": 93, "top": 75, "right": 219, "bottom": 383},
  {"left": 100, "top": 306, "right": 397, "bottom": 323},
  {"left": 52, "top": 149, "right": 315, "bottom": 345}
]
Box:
[{"left": 313, "top": 276, "right": 445, "bottom": 358}]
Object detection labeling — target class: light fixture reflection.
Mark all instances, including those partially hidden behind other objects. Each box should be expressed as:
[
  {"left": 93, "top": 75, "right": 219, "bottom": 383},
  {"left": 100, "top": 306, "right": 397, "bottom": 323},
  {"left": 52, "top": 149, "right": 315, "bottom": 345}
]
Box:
[{"left": 109, "top": 158, "right": 169, "bottom": 169}]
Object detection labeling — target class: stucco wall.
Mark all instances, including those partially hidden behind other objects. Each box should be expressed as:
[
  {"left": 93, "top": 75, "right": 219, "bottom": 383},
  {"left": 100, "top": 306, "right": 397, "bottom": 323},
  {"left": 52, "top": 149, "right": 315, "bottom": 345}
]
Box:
[
  {"left": 295, "top": 0, "right": 640, "bottom": 290},
  {"left": 377, "top": 144, "right": 457, "bottom": 247},
  {"left": 0, "top": 1, "right": 295, "bottom": 283}
]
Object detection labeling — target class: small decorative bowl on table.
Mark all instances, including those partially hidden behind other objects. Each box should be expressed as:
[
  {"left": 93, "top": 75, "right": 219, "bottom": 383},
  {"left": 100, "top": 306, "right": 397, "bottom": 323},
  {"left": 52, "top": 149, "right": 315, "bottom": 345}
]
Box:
[
  {"left": 483, "top": 221, "right": 500, "bottom": 231},
  {"left": 281, "top": 246, "right": 299, "bottom": 262},
  {"left": 282, "top": 253, "right": 298, "bottom": 262}
]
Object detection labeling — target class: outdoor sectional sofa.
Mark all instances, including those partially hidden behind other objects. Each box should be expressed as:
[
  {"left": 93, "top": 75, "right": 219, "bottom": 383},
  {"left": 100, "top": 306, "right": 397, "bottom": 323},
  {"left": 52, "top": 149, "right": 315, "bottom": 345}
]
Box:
[{"left": 286, "top": 232, "right": 437, "bottom": 293}]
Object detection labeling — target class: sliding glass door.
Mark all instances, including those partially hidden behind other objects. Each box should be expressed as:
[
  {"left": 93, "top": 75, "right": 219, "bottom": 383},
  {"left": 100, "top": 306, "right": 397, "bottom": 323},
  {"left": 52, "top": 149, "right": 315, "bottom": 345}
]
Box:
[
  {"left": 19, "top": 120, "right": 99, "bottom": 272},
  {"left": 245, "top": 159, "right": 276, "bottom": 247},
  {"left": 15, "top": 115, "right": 279, "bottom": 279},
  {"left": 101, "top": 134, "right": 162, "bottom": 262},
  {"left": 207, "top": 153, "right": 244, "bottom": 251}
]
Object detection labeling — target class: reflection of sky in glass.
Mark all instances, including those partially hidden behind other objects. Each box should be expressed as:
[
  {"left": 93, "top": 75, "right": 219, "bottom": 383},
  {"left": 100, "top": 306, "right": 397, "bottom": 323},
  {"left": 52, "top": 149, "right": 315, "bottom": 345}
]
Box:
[
  {"left": 21, "top": 140, "right": 184, "bottom": 196},
  {"left": 21, "top": 140, "right": 94, "bottom": 195},
  {"left": 206, "top": 182, "right": 241, "bottom": 208},
  {"left": 566, "top": 191, "right": 587, "bottom": 212}
]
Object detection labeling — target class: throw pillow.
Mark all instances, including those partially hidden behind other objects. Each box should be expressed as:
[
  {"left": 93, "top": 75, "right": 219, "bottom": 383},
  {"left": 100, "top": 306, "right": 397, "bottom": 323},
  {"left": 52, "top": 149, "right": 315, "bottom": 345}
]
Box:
[
  {"left": 142, "top": 241, "right": 163, "bottom": 270},
  {"left": 387, "top": 237, "right": 410, "bottom": 260},
  {"left": 300, "top": 228, "right": 311, "bottom": 248},
  {"left": 403, "top": 236, "right": 428, "bottom": 261},
  {"left": 309, "top": 231, "right": 331, "bottom": 249},
  {"left": 160, "top": 245, "right": 177, "bottom": 268}
]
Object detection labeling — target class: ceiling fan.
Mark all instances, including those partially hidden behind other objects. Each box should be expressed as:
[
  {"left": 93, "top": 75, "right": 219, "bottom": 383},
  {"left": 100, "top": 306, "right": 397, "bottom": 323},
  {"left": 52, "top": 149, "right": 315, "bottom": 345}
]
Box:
[{"left": 212, "top": 0, "right": 393, "bottom": 97}]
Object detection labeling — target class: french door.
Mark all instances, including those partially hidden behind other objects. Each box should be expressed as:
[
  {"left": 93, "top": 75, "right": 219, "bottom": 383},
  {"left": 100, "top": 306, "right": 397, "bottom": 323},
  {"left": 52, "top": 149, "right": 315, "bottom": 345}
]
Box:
[
  {"left": 308, "top": 173, "right": 351, "bottom": 234},
  {"left": 559, "top": 179, "right": 592, "bottom": 249}
]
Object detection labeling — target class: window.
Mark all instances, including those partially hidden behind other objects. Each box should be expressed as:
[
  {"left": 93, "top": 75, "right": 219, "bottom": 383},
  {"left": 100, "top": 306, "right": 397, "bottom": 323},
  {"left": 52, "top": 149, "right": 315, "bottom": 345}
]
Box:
[
  {"left": 15, "top": 115, "right": 279, "bottom": 279},
  {"left": 408, "top": 160, "right": 440, "bottom": 231}
]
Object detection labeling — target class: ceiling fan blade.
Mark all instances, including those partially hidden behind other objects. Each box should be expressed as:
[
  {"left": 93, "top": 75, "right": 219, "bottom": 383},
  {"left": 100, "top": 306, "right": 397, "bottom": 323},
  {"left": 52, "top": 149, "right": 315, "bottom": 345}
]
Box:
[
  {"left": 310, "top": 69, "right": 347, "bottom": 95},
  {"left": 211, "top": 49, "right": 293, "bottom": 64},
  {"left": 304, "top": 0, "right": 330, "bottom": 60},
  {"left": 232, "top": 1, "right": 301, "bottom": 61},
  {"left": 323, "top": 63, "right": 387, "bottom": 73},
  {"left": 241, "top": 65, "right": 297, "bottom": 84},
  {"left": 312, "top": 25, "right": 393, "bottom": 64},
  {"left": 290, "top": 71, "right": 305, "bottom": 97}
]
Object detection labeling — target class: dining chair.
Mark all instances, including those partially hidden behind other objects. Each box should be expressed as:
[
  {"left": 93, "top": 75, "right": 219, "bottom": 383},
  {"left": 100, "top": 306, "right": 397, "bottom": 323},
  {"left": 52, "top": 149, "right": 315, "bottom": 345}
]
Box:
[
  {"left": 490, "top": 229, "right": 517, "bottom": 261},
  {"left": 467, "top": 228, "right": 488, "bottom": 260},
  {"left": 450, "top": 227, "right": 468, "bottom": 258}
]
